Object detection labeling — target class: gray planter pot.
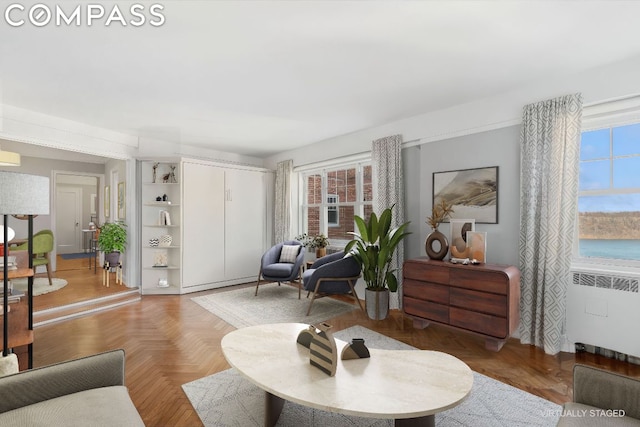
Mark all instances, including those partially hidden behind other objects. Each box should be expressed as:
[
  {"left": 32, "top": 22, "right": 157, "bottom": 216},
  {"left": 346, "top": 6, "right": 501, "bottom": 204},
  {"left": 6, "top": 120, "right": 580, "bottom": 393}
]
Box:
[
  {"left": 105, "top": 251, "right": 121, "bottom": 267},
  {"left": 365, "top": 288, "right": 389, "bottom": 320}
]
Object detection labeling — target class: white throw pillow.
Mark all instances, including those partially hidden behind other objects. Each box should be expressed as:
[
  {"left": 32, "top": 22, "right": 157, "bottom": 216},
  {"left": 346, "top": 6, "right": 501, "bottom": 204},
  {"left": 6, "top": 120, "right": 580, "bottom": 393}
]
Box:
[{"left": 279, "top": 245, "right": 300, "bottom": 263}]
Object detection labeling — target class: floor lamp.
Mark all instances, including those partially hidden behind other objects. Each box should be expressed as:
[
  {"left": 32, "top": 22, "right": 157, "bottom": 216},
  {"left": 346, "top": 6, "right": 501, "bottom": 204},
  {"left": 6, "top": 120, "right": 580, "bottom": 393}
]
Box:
[{"left": 0, "top": 171, "right": 50, "bottom": 370}]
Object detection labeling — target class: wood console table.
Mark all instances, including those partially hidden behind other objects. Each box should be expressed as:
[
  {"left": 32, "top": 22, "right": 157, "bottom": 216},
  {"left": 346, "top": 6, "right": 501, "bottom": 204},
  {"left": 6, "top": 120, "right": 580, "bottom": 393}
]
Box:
[{"left": 403, "top": 257, "right": 520, "bottom": 351}]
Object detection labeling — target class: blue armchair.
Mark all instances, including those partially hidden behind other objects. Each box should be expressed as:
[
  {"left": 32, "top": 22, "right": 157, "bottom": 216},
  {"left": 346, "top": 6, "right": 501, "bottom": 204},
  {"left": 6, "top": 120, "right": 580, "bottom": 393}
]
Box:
[
  {"left": 302, "top": 251, "right": 363, "bottom": 316},
  {"left": 255, "top": 240, "right": 305, "bottom": 298}
]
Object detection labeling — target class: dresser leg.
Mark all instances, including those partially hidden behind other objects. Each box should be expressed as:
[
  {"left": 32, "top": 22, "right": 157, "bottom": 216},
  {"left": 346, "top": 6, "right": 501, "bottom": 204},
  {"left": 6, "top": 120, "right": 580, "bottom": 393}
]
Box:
[
  {"left": 395, "top": 414, "right": 435, "bottom": 427},
  {"left": 485, "top": 338, "right": 506, "bottom": 352},
  {"left": 412, "top": 318, "right": 430, "bottom": 329},
  {"left": 265, "top": 392, "right": 284, "bottom": 427}
]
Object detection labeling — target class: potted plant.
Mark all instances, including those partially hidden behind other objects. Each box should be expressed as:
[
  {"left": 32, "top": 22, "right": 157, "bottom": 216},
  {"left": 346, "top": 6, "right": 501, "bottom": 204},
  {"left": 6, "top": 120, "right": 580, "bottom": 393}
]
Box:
[
  {"left": 345, "top": 205, "right": 411, "bottom": 320},
  {"left": 98, "top": 221, "right": 127, "bottom": 266},
  {"left": 425, "top": 200, "right": 454, "bottom": 260},
  {"left": 295, "top": 233, "right": 330, "bottom": 258}
]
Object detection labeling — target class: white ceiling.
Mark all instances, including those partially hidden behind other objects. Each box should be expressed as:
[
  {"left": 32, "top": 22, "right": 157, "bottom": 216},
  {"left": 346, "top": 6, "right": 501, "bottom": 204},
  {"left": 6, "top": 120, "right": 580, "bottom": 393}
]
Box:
[{"left": 2, "top": 1, "right": 640, "bottom": 159}]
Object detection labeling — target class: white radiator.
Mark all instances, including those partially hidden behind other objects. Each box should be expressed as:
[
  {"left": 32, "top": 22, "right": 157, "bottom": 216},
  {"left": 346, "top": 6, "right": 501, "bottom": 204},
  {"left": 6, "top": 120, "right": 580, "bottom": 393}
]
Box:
[{"left": 566, "top": 269, "right": 640, "bottom": 359}]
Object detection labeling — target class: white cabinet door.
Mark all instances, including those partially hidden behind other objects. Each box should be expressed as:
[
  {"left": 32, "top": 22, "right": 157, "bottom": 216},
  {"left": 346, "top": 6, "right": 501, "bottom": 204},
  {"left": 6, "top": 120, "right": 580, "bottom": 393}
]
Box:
[
  {"left": 182, "top": 162, "right": 225, "bottom": 287},
  {"left": 224, "top": 168, "right": 266, "bottom": 281}
]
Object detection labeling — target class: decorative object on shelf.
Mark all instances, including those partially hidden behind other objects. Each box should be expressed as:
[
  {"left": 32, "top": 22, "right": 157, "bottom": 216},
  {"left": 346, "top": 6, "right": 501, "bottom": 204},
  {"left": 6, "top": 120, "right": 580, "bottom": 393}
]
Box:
[
  {"left": 156, "top": 196, "right": 162, "bottom": 201},
  {"left": 425, "top": 200, "right": 454, "bottom": 260},
  {"left": 0, "top": 227, "right": 15, "bottom": 257},
  {"left": 468, "top": 231, "right": 487, "bottom": 263},
  {"left": 341, "top": 338, "right": 370, "bottom": 360},
  {"left": 309, "top": 322, "right": 338, "bottom": 376},
  {"left": 153, "top": 251, "right": 168, "bottom": 267},
  {"left": 159, "top": 234, "right": 172, "bottom": 247},
  {"left": 162, "top": 194, "right": 167, "bottom": 201},
  {"left": 296, "top": 324, "right": 316, "bottom": 348},
  {"left": 97, "top": 221, "right": 127, "bottom": 266},
  {"left": 295, "top": 233, "right": 329, "bottom": 258},
  {"left": 159, "top": 210, "right": 172, "bottom": 226},
  {"left": 152, "top": 162, "right": 159, "bottom": 183},
  {"left": 158, "top": 278, "right": 169, "bottom": 288},
  {"left": 433, "top": 166, "right": 499, "bottom": 224},
  {"left": 449, "top": 219, "right": 474, "bottom": 259},
  {"left": 162, "top": 165, "right": 178, "bottom": 183},
  {"left": 345, "top": 204, "right": 411, "bottom": 320},
  {"left": 149, "top": 238, "right": 159, "bottom": 247}
]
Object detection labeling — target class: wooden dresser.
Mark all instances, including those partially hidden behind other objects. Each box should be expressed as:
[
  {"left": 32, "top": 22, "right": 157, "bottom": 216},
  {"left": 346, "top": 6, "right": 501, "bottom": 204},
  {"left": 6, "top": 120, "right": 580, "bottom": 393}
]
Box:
[{"left": 403, "top": 257, "right": 520, "bottom": 351}]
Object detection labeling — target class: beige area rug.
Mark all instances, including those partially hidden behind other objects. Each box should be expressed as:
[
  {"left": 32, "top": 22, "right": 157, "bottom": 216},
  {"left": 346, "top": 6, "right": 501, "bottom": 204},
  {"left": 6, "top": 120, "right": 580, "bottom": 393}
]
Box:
[
  {"left": 10, "top": 277, "right": 68, "bottom": 296},
  {"left": 191, "top": 282, "right": 357, "bottom": 328},
  {"left": 183, "top": 326, "right": 562, "bottom": 427}
]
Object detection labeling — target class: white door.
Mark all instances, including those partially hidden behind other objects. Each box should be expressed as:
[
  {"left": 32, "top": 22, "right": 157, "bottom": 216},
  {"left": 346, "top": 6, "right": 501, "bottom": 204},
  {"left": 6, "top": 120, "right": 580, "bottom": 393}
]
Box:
[
  {"left": 56, "top": 187, "right": 82, "bottom": 254},
  {"left": 182, "top": 162, "right": 226, "bottom": 288},
  {"left": 225, "top": 169, "right": 265, "bottom": 280}
]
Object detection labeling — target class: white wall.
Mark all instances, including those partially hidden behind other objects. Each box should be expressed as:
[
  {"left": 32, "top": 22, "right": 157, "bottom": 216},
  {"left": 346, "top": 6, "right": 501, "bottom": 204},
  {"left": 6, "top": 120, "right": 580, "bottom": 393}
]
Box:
[
  {"left": 413, "top": 126, "right": 521, "bottom": 266},
  {"left": 265, "top": 54, "right": 640, "bottom": 170}
]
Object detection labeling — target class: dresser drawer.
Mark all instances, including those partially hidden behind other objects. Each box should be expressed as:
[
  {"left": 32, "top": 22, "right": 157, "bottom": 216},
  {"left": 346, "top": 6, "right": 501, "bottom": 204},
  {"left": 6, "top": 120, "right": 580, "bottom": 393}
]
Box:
[
  {"left": 404, "top": 297, "right": 449, "bottom": 324},
  {"left": 450, "top": 288, "right": 507, "bottom": 317},
  {"left": 404, "top": 262, "right": 449, "bottom": 284},
  {"left": 450, "top": 269, "right": 508, "bottom": 295},
  {"left": 449, "top": 307, "right": 507, "bottom": 338},
  {"left": 403, "top": 279, "right": 449, "bottom": 304}
]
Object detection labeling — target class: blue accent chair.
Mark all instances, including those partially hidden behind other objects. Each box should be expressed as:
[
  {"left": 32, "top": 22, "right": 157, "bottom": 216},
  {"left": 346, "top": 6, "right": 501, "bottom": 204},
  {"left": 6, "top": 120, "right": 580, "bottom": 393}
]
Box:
[
  {"left": 255, "top": 240, "right": 305, "bottom": 298},
  {"left": 302, "top": 251, "right": 363, "bottom": 316}
]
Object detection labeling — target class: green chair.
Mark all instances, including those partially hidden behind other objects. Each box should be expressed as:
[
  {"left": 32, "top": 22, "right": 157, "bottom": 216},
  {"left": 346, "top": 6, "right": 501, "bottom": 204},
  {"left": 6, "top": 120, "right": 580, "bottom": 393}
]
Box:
[{"left": 11, "top": 229, "right": 54, "bottom": 286}]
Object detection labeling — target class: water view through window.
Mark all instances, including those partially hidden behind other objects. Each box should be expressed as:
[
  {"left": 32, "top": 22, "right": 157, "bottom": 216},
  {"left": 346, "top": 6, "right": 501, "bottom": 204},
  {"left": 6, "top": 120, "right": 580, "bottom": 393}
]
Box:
[{"left": 579, "top": 123, "right": 640, "bottom": 261}]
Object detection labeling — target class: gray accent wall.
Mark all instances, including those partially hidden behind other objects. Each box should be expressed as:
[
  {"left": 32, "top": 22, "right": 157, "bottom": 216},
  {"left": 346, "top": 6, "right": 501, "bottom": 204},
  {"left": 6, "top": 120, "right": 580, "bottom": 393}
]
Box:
[{"left": 403, "top": 125, "right": 521, "bottom": 266}]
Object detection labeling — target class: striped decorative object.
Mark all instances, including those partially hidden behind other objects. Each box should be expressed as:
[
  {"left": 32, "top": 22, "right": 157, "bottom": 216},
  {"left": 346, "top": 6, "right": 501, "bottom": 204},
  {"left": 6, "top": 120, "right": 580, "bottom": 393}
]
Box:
[
  {"left": 309, "top": 322, "right": 337, "bottom": 376},
  {"left": 340, "top": 338, "right": 370, "bottom": 360},
  {"left": 296, "top": 325, "right": 316, "bottom": 349}
]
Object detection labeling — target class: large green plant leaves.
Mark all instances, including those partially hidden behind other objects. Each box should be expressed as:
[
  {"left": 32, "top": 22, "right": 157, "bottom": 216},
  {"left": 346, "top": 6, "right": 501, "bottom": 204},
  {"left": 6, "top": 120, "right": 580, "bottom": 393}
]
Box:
[{"left": 345, "top": 205, "right": 410, "bottom": 292}]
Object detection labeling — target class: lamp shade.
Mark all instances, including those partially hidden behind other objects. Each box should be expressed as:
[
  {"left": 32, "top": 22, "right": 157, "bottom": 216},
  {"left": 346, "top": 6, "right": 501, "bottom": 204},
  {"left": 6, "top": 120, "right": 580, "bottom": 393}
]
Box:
[{"left": 0, "top": 171, "right": 50, "bottom": 215}]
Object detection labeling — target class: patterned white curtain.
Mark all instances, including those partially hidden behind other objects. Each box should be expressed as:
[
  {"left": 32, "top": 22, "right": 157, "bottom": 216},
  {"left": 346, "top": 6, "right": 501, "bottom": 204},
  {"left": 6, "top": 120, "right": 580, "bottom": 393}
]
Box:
[
  {"left": 519, "top": 93, "right": 582, "bottom": 355},
  {"left": 274, "top": 159, "right": 293, "bottom": 243},
  {"left": 372, "top": 134, "right": 405, "bottom": 310}
]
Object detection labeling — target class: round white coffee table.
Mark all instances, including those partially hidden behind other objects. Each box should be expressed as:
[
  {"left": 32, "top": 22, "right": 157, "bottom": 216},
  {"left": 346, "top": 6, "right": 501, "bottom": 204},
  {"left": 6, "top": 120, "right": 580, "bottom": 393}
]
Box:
[{"left": 221, "top": 323, "right": 473, "bottom": 426}]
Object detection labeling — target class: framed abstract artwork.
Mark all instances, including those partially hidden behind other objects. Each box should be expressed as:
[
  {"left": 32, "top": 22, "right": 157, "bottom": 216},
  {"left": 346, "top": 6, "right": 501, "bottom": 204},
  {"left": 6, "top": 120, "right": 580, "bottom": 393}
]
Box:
[
  {"left": 104, "top": 186, "right": 110, "bottom": 218},
  {"left": 433, "top": 166, "right": 499, "bottom": 224},
  {"left": 118, "top": 182, "right": 126, "bottom": 219}
]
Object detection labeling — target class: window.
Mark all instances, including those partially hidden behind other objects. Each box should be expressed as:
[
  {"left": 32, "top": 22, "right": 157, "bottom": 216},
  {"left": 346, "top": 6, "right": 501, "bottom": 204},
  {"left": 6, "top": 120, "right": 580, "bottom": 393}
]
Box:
[
  {"left": 578, "top": 122, "right": 640, "bottom": 263},
  {"left": 327, "top": 194, "right": 339, "bottom": 226},
  {"left": 300, "top": 162, "right": 373, "bottom": 245}
]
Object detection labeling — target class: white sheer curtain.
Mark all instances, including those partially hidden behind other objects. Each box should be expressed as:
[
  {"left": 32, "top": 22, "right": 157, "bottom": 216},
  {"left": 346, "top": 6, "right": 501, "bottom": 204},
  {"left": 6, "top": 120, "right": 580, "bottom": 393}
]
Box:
[
  {"left": 274, "top": 159, "right": 292, "bottom": 243},
  {"left": 372, "top": 134, "right": 405, "bottom": 310},
  {"left": 519, "top": 93, "right": 582, "bottom": 355}
]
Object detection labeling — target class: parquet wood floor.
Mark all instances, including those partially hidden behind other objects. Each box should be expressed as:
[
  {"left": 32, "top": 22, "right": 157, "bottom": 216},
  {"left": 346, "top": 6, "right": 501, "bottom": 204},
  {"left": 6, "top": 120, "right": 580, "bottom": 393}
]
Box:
[
  {"left": 32, "top": 270, "right": 640, "bottom": 427},
  {"left": 32, "top": 255, "right": 133, "bottom": 311}
]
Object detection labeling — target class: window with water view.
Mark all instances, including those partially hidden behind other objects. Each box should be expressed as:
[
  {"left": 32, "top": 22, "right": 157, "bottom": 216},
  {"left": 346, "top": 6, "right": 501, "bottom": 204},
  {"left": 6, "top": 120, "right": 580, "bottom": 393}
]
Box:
[{"left": 578, "top": 122, "right": 640, "bottom": 262}]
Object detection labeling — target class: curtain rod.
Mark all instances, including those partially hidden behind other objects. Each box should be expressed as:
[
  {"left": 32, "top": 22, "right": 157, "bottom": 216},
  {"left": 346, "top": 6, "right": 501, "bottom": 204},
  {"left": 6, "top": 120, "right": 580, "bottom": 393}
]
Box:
[{"left": 584, "top": 93, "right": 640, "bottom": 108}]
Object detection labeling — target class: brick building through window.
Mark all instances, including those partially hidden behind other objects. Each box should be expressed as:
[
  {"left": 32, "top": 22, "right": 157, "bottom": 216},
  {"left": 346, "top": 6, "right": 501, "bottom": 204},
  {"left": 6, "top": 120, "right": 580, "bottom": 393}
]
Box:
[{"left": 301, "top": 163, "right": 373, "bottom": 245}]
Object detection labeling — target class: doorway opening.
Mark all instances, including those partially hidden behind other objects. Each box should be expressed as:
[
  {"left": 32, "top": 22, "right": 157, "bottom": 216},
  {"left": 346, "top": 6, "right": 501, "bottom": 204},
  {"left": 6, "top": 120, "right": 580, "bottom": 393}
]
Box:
[{"left": 28, "top": 170, "right": 138, "bottom": 323}]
